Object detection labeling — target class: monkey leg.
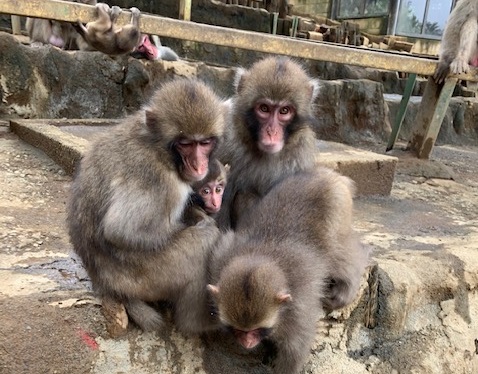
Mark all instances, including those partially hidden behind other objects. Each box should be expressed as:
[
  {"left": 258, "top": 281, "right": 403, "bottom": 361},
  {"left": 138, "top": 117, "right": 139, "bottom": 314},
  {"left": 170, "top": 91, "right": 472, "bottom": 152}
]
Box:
[
  {"left": 129, "top": 7, "right": 141, "bottom": 26},
  {"left": 124, "top": 298, "right": 163, "bottom": 331},
  {"left": 174, "top": 279, "right": 219, "bottom": 334},
  {"left": 100, "top": 223, "right": 220, "bottom": 302},
  {"left": 109, "top": 5, "right": 121, "bottom": 23},
  {"left": 322, "top": 238, "right": 369, "bottom": 312},
  {"left": 450, "top": 17, "right": 478, "bottom": 75},
  {"left": 101, "top": 296, "right": 129, "bottom": 337},
  {"left": 271, "top": 319, "right": 316, "bottom": 374}
]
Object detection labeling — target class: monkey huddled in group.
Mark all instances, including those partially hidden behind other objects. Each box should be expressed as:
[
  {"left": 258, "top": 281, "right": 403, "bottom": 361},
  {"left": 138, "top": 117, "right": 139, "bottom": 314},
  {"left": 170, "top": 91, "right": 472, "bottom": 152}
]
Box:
[
  {"left": 74, "top": 2, "right": 141, "bottom": 55},
  {"left": 434, "top": 0, "right": 478, "bottom": 83},
  {"left": 67, "top": 78, "right": 227, "bottom": 332},
  {"left": 216, "top": 56, "right": 320, "bottom": 229},
  {"left": 26, "top": 0, "right": 97, "bottom": 49},
  {"left": 208, "top": 168, "right": 368, "bottom": 373},
  {"left": 67, "top": 53, "right": 367, "bottom": 373}
]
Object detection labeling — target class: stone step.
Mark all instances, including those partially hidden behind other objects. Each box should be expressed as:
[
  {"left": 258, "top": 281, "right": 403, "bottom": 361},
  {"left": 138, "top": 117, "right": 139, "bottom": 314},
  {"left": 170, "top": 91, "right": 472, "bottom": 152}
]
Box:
[{"left": 9, "top": 119, "right": 397, "bottom": 196}]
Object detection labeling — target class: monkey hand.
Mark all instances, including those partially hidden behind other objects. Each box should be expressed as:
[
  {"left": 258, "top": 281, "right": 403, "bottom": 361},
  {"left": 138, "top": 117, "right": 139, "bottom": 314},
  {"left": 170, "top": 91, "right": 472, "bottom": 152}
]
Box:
[
  {"left": 194, "top": 212, "right": 218, "bottom": 228},
  {"left": 433, "top": 63, "right": 450, "bottom": 84},
  {"left": 450, "top": 58, "right": 471, "bottom": 75}
]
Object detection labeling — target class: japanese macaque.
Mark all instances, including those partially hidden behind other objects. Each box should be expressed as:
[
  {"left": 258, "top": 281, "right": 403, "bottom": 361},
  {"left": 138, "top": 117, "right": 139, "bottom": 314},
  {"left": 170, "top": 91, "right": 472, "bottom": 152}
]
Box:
[
  {"left": 192, "top": 159, "right": 229, "bottom": 215},
  {"left": 133, "top": 34, "right": 180, "bottom": 61},
  {"left": 207, "top": 168, "right": 368, "bottom": 373},
  {"left": 75, "top": 2, "right": 141, "bottom": 55},
  {"left": 216, "top": 56, "right": 320, "bottom": 229},
  {"left": 235, "top": 168, "right": 368, "bottom": 312},
  {"left": 67, "top": 79, "right": 226, "bottom": 332},
  {"left": 434, "top": 0, "right": 478, "bottom": 83},
  {"left": 26, "top": 0, "right": 97, "bottom": 49}
]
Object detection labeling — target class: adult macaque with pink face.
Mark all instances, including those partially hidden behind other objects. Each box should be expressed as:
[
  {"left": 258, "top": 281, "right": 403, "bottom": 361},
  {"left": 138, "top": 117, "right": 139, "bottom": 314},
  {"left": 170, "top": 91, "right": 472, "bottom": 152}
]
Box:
[
  {"left": 216, "top": 56, "right": 320, "bottom": 229},
  {"left": 68, "top": 79, "right": 226, "bottom": 333}
]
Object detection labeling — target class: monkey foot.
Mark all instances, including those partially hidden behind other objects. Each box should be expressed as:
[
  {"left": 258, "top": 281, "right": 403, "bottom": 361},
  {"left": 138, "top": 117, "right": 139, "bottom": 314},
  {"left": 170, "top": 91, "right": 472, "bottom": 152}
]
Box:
[{"left": 101, "top": 298, "right": 129, "bottom": 337}]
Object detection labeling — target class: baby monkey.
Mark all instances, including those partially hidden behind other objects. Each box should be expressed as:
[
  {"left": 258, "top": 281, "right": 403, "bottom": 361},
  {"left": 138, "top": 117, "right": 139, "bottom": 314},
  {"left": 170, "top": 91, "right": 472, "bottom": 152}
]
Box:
[
  {"left": 75, "top": 2, "right": 141, "bottom": 55},
  {"left": 192, "top": 159, "right": 229, "bottom": 215},
  {"left": 184, "top": 159, "right": 228, "bottom": 225}
]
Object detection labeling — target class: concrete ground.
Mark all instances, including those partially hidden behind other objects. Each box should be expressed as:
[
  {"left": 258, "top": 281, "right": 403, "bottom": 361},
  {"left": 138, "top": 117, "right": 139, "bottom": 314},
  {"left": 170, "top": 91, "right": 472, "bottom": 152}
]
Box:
[{"left": 0, "top": 122, "right": 477, "bottom": 373}]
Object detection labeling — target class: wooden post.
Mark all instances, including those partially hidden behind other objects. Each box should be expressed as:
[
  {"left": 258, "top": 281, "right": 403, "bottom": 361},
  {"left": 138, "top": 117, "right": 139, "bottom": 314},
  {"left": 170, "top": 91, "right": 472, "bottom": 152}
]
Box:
[
  {"left": 386, "top": 73, "right": 417, "bottom": 151},
  {"left": 179, "top": 0, "right": 191, "bottom": 21},
  {"left": 408, "top": 77, "right": 458, "bottom": 159},
  {"left": 11, "top": 15, "right": 21, "bottom": 35}
]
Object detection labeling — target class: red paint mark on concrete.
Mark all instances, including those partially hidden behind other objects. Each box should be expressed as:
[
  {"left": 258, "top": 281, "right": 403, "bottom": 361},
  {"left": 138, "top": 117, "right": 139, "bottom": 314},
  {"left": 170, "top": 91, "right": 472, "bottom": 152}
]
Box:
[{"left": 77, "top": 329, "right": 99, "bottom": 350}]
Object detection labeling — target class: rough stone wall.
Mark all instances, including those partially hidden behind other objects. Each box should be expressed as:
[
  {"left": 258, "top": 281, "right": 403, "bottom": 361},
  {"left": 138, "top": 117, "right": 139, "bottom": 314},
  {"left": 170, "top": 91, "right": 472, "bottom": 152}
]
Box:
[{"left": 0, "top": 32, "right": 391, "bottom": 144}]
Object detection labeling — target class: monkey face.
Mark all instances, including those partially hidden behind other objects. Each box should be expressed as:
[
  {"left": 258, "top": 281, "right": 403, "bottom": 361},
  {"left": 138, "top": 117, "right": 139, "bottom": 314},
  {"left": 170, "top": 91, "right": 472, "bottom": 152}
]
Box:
[
  {"left": 253, "top": 99, "right": 296, "bottom": 154},
  {"left": 231, "top": 326, "right": 272, "bottom": 349},
  {"left": 198, "top": 179, "right": 225, "bottom": 214},
  {"left": 175, "top": 137, "right": 217, "bottom": 182}
]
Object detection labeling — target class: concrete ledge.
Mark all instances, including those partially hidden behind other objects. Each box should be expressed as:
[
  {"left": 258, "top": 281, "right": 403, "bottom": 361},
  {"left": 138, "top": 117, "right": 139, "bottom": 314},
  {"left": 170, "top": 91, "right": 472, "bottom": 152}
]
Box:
[
  {"left": 9, "top": 119, "right": 397, "bottom": 195},
  {"left": 316, "top": 140, "right": 397, "bottom": 196}
]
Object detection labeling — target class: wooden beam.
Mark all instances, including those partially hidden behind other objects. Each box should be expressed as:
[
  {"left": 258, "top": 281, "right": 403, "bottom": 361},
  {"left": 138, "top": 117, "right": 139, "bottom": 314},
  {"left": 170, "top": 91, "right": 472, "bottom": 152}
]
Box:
[{"left": 1, "top": 0, "right": 476, "bottom": 80}]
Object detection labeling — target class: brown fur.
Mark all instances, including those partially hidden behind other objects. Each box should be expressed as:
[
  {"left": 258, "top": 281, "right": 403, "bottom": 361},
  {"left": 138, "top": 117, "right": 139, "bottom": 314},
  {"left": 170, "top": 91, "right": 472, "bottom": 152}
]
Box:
[
  {"left": 235, "top": 168, "right": 369, "bottom": 311},
  {"left": 208, "top": 230, "right": 327, "bottom": 374},
  {"left": 208, "top": 168, "right": 368, "bottom": 373},
  {"left": 434, "top": 0, "right": 478, "bottom": 83},
  {"left": 68, "top": 79, "right": 226, "bottom": 332},
  {"left": 75, "top": 3, "right": 141, "bottom": 55},
  {"left": 216, "top": 56, "right": 320, "bottom": 229}
]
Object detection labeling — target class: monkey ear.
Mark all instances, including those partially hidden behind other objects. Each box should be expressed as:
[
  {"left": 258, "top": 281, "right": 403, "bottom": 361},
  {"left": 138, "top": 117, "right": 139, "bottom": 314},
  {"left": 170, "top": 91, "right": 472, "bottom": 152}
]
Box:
[
  {"left": 308, "top": 79, "right": 321, "bottom": 102},
  {"left": 224, "top": 163, "right": 231, "bottom": 174},
  {"left": 233, "top": 67, "right": 248, "bottom": 94},
  {"left": 145, "top": 109, "right": 158, "bottom": 129},
  {"left": 276, "top": 292, "right": 292, "bottom": 304},
  {"left": 207, "top": 284, "right": 220, "bottom": 296}
]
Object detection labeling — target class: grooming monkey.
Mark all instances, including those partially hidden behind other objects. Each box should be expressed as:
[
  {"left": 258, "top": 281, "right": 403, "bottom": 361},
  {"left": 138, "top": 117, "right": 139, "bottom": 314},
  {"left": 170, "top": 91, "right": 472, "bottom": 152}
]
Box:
[
  {"left": 75, "top": 2, "right": 141, "bottom": 55},
  {"left": 207, "top": 169, "right": 368, "bottom": 373},
  {"left": 26, "top": 0, "right": 97, "bottom": 49},
  {"left": 216, "top": 56, "right": 320, "bottom": 229},
  {"left": 434, "top": 0, "right": 478, "bottom": 83},
  {"left": 68, "top": 79, "right": 226, "bottom": 332}
]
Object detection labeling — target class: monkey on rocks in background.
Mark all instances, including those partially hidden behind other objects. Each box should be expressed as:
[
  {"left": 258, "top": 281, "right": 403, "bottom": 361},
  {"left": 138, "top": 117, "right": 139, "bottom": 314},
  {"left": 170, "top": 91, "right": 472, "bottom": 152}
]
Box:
[
  {"left": 68, "top": 79, "right": 226, "bottom": 333},
  {"left": 26, "top": 0, "right": 97, "bottom": 49},
  {"left": 434, "top": 0, "right": 478, "bottom": 83},
  {"left": 75, "top": 2, "right": 141, "bottom": 55}
]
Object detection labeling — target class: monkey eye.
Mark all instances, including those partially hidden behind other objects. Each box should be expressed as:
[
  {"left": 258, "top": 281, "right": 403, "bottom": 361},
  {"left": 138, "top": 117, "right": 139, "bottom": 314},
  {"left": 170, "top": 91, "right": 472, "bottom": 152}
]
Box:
[
  {"left": 177, "top": 138, "right": 193, "bottom": 146},
  {"left": 279, "top": 106, "right": 290, "bottom": 114},
  {"left": 199, "top": 138, "right": 215, "bottom": 146},
  {"left": 215, "top": 186, "right": 224, "bottom": 194},
  {"left": 259, "top": 104, "right": 269, "bottom": 113},
  {"left": 201, "top": 188, "right": 212, "bottom": 196}
]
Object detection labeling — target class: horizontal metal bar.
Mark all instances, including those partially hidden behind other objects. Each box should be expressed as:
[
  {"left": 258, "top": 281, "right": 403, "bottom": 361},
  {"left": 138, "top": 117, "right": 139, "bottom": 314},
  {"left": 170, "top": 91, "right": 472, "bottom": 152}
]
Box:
[{"left": 1, "top": 0, "right": 477, "bottom": 81}]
